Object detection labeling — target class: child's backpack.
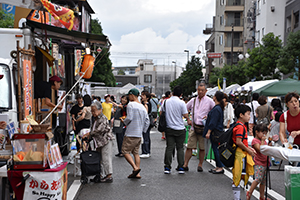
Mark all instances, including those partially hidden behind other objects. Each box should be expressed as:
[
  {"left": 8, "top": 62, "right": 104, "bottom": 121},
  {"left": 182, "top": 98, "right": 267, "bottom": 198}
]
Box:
[{"left": 212, "top": 123, "right": 246, "bottom": 167}]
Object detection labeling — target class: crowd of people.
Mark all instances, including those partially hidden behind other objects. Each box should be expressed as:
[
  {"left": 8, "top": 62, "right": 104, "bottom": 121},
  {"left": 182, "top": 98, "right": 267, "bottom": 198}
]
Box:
[{"left": 68, "top": 83, "right": 300, "bottom": 200}]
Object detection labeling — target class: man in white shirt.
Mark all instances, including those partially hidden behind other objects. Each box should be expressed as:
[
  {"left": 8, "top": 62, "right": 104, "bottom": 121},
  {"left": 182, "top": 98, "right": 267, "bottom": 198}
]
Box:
[
  {"left": 161, "top": 86, "right": 191, "bottom": 174},
  {"left": 246, "top": 93, "right": 260, "bottom": 136}
]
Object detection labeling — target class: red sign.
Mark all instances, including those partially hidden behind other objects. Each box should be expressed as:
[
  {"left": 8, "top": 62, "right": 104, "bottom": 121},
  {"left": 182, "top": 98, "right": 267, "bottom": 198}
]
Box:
[{"left": 207, "top": 53, "right": 222, "bottom": 58}]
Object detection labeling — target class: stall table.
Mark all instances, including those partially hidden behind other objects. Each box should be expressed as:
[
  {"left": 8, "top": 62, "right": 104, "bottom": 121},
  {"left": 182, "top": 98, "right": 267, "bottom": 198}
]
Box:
[{"left": 7, "top": 162, "right": 68, "bottom": 200}]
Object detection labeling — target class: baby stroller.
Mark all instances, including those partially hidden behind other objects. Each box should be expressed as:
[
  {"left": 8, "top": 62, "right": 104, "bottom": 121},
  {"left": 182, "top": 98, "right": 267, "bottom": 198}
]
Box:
[{"left": 79, "top": 132, "right": 101, "bottom": 184}]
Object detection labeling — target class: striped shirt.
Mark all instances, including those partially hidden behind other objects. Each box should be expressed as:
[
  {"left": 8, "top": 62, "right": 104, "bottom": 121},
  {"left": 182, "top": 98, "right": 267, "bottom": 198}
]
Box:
[{"left": 123, "top": 101, "right": 150, "bottom": 137}]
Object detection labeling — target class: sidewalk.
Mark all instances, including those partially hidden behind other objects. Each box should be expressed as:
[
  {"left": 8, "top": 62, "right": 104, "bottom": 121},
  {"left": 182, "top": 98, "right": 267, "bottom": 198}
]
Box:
[{"left": 66, "top": 128, "right": 286, "bottom": 200}]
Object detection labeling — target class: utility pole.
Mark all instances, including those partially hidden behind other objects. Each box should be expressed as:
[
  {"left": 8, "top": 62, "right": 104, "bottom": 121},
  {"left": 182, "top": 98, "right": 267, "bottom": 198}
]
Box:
[{"left": 231, "top": 24, "right": 234, "bottom": 65}]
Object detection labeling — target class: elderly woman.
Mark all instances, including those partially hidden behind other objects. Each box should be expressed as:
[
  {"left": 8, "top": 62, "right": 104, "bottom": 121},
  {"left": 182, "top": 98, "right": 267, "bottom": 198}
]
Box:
[{"left": 85, "top": 101, "right": 115, "bottom": 183}]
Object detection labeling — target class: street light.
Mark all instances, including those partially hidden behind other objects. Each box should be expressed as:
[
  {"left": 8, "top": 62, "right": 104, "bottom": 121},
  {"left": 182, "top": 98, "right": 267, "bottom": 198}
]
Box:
[
  {"left": 184, "top": 50, "right": 189, "bottom": 63},
  {"left": 172, "top": 61, "right": 177, "bottom": 80},
  {"left": 196, "top": 44, "right": 207, "bottom": 61},
  {"left": 238, "top": 53, "right": 250, "bottom": 60}
]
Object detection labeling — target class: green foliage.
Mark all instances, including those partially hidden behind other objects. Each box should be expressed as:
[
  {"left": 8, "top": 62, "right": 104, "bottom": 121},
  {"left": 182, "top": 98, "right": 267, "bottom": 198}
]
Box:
[
  {"left": 0, "top": 9, "right": 14, "bottom": 28},
  {"left": 117, "top": 69, "right": 125, "bottom": 75},
  {"left": 277, "top": 30, "right": 300, "bottom": 80},
  {"left": 91, "top": 18, "right": 103, "bottom": 35},
  {"left": 245, "top": 33, "right": 282, "bottom": 80},
  {"left": 209, "top": 61, "right": 249, "bottom": 86},
  {"left": 170, "top": 56, "right": 203, "bottom": 96},
  {"left": 89, "top": 18, "right": 115, "bottom": 86},
  {"left": 89, "top": 48, "right": 116, "bottom": 87}
]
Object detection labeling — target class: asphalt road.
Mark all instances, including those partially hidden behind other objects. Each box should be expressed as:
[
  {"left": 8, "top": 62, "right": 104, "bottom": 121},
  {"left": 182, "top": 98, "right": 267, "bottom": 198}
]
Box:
[{"left": 67, "top": 128, "right": 286, "bottom": 200}]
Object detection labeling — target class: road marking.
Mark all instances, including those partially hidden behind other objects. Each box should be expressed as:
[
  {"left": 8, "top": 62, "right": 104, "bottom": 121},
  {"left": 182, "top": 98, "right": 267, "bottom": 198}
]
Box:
[
  {"left": 67, "top": 180, "right": 81, "bottom": 200},
  {"left": 206, "top": 159, "right": 285, "bottom": 200}
]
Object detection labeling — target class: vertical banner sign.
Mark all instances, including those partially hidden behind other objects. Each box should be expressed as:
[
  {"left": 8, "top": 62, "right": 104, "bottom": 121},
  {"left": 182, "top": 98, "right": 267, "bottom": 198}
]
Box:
[
  {"left": 23, "top": 58, "right": 33, "bottom": 117},
  {"left": 223, "top": 77, "right": 226, "bottom": 92},
  {"left": 23, "top": 167, "right": 68, "bottom": 200}
]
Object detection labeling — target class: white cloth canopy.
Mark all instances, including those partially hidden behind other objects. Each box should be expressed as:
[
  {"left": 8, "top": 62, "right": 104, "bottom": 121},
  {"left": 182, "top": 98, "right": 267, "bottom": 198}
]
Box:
[
  {"left": 224, "top": 84, "right": 240, "bottom": 95},
  {"left": 118, "top": 83, "right": 142, "bottom": 94},
  {"left": 236, "top": 80, "right": 278, "bottom": 92}
]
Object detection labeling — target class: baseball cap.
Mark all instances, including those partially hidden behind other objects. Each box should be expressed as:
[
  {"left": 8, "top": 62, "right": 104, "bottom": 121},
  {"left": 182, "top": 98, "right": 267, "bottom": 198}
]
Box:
[
  {"left": 49, "top": 75, "right": 63, "bottom": 84},
  {"left": 127, "top": 88, "right": 139, "bottom": 96},
  {"left": 104, "top": 94, "right": 110, "bottom": 99}
]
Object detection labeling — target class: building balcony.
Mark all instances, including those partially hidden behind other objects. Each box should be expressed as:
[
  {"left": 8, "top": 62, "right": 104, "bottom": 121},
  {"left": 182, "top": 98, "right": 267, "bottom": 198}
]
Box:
[
  {"left": 224, "top": 26, "right": 243, "bottom": 32},
  {"left": 226, "top": 0, "right": 244, "bottom": 6},
  {"left": 224, "top": 46, "right": 243, "bottom": 52},
  {"left": 226, "top": 0, "right": 244, "bottom": 12},
  {"left": 203, "top": 24, "right": 213, "bottom": 35},
  {"left": 225, "top": 18, "right": 244, "bottom": 27}
]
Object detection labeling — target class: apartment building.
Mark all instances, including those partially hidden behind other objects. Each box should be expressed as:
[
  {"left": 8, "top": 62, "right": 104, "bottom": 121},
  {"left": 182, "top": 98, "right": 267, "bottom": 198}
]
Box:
[
  {"left": 255, "top": 0, "right": 285, "bottom": 45},
  {"left": 112, "top": 59, "right": 183, "bottom": 98},
  {"left": 204, "top": 0, "right": 254, "bottom": 69},
  {"left": 285, "top": 0, "right": 300, "bottom": 44}
]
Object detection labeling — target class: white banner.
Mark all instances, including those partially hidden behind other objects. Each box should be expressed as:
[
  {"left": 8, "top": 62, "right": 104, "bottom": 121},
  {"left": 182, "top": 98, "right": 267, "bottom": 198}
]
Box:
[{"left": 23, "top": 167, "right": 68, "bottom": 200}]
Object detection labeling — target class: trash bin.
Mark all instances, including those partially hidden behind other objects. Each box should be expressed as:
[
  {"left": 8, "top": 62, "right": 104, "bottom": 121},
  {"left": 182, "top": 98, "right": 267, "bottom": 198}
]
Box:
[{"left": 285, "top": 165, "right": 300, "bottom": 200}]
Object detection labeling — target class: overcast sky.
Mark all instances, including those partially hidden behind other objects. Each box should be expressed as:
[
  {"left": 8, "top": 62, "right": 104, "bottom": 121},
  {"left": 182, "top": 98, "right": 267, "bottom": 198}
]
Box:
[{"left": 88, "top": 0, "right": 215, "bottom": 67}]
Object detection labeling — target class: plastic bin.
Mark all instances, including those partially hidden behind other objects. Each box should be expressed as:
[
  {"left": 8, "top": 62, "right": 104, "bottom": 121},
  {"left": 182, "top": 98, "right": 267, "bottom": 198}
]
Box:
[{"left": 285, "top": 165, "right": 300, "bottom": 200}]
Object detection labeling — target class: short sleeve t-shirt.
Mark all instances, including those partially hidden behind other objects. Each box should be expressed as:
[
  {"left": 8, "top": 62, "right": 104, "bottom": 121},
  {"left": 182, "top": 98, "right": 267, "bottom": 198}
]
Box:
[
  {"left": 252, "top": 138, "right": 268, "bottom": 166},
  {"left": 232, "top": 121, "right": 248, "bottom": 147},
  {"left": 102, "top": 102, "right": 113, "bottom": 120},
  {"left": 279, "top": 110, "right": 300, "bottom": 145},
  {"left": 34, "top": 81, "right": 51, "bottom": 99}
]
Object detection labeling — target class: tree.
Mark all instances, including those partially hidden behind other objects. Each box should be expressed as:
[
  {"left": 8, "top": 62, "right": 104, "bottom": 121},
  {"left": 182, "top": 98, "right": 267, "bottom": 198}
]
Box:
[
  {"left": 0, "top": 9, "right": 14, "bottom": 28},
  {"left": 89, "top": 18, "right": 116, "bottom": 86},
  {"left": 277, "top": 30, "right": 300, "bottom": 80},
  {"left": 170, "top": 55, "right": 203, "bottom": 96},
  {"left": 245, "top": 33, "right": 282, "bottom": 80}
]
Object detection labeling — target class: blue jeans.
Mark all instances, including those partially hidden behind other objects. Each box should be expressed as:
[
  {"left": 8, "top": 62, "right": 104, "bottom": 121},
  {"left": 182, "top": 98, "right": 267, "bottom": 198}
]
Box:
[
  {"left": 211, "top": 139, "right": 224, "bottom": 168},
  {"left": 142, "top": 127, "right": 151, "bottom": 154}
]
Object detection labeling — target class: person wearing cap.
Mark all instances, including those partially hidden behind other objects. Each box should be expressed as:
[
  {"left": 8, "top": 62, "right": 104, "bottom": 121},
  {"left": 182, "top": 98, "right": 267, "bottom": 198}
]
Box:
[
  {"left": 121, "top": 88, "right": 149, "bottom": 179},
  {"left": 102, "top": 94, "right": 113, "bottom": 125},
  {"left": 34, "top": 75, "right": 63, "bottom": 110}
]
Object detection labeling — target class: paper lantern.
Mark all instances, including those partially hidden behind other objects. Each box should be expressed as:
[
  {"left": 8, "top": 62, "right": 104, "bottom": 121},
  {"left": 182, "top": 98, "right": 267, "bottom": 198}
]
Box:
[{"left": 80, "top": 54, "right": 95, "bottom": 79}]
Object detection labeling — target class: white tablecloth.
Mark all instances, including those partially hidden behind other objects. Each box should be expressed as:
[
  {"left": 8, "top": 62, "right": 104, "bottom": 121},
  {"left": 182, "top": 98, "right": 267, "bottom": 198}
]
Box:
[{"left": 260, "top": 146, "right": 300, "bottom": 162}]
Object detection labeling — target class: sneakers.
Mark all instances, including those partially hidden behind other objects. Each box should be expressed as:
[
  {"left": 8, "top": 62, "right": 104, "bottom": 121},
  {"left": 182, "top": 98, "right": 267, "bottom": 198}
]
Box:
[
  {"left": 140, "top": 154, "right": 150, "bottom": 158},
  {"left": 177, "top": 168, "right": 185, "bottom": 174},
  {"left": 164, "top": 167, "right": 171, "bottom": 174}
]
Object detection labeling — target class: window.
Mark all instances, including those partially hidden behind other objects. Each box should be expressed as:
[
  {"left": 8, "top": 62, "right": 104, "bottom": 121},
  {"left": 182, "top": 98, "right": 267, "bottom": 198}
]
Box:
[
  {"left": 144, "top": 74, "right": 152, "bottom": 83},
  {"left": 220, "top": 0, "right": 224, "bottom": 6},
  {"left": 295, "top": 12, "right": 299, "bottom": 29},
  {"left": 140, "top": 64, "right": 144, "bottom": 71},
  {"left": 262, "top": 28, "right": 265, "bottom": 36},
  {"left": 219, "top": 35, "right": 223, "bottom": 45},
  {"left": 220, "top": 15, "right": 224, "bottom": 26},
  {"left": 257, "top": 30, "right": 260, "bottom": 42}
]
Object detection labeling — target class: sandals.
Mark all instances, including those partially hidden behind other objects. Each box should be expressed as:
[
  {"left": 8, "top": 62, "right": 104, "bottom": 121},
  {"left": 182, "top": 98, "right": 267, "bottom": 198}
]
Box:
[
  {"left": 246, "top": 191, "right": 251, "bottom": 200},
  {"left": 128, "top": 169, "right": 141, "bottom": 178}
]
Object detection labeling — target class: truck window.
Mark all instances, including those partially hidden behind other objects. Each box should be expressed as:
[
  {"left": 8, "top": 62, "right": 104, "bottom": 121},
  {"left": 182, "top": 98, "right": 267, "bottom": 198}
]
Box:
[{"left": 0, "top": 64, "right": 12, "bottom": 110}]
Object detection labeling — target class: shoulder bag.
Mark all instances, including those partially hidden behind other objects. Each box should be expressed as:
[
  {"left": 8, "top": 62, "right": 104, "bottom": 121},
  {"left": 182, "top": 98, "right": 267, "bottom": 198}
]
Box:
[
  {"left": 192, "top": 98, "right": 204, "bottom": 135},
  {"left": 158, "top": 100, "right": 167, "bottom": 132},
  {"left": 257, "top": 105, "right": 270, "bottom": 125}
]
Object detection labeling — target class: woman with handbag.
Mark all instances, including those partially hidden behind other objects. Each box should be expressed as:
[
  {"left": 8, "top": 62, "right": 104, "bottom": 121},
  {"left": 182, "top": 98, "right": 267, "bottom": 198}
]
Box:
[
  {"left": 204, "top": 91, "right": 225, "bottom": 174},
  {"left": 256, "top": 96, "right": 275, "bottom": 125},
  {"left": 113, "top": 95, "right": 129, "bottom": 157},
  {"left": 140, "top": 91, "right": 152, "bottom": 158}
]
